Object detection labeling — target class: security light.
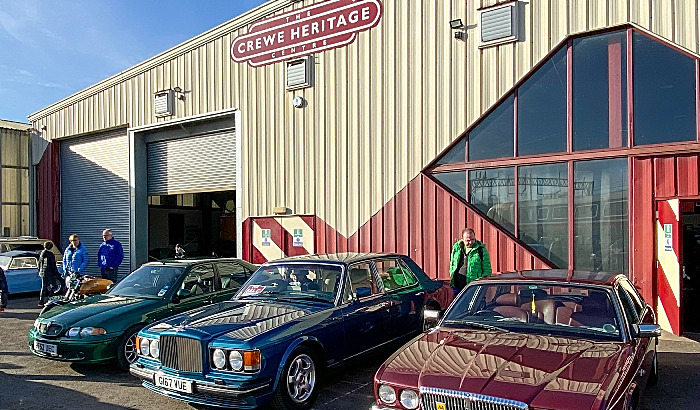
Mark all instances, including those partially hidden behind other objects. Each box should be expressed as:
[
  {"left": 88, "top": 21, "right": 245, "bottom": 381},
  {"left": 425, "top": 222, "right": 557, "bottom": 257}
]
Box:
[{"left": 449, "top": 19, "right": 464, "bottom": 29}]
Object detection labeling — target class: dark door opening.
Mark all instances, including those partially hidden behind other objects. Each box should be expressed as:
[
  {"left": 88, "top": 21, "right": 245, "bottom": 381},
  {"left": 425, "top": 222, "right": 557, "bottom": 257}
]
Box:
[
  {"left": 681, "top": 204, "right": 700, "bottom": 333},
  {"left": 148, "top": 191, "right": 236, "bottom": 260}
]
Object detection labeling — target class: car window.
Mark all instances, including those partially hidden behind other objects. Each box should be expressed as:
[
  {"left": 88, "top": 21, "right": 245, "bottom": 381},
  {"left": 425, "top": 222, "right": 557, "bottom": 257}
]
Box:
[
  {"left": 619, "top": 279, "right": 644, "bottom": 316},
  {"left": 374, "top": 259, "right": 418, "bottom": 291},
  {"left": 9, "top": 257, "right": 38, "bottom": 269},
  {"left": 216, "top": 262, "right": 249, "bottom": 290},
  {"left": 616, "top": 285, "right": 640, "bottom": 326},
  {"left": 108, "top": 265, "right": 183, "bottom": 298},
  {"left": 182, "top": 264, "right": 217, "bottom": 295},
  {"left": 347, "top": 263, "right": 380, "bottom": 299}
]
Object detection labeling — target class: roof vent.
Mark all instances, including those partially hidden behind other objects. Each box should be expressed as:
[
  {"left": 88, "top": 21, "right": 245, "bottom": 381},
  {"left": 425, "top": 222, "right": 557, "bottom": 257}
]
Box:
[
  {"left": 480, "top": 3, "right": 519, "bottom": 47},
  {"left": 286, "top": 57, "right": 312, "bottom": 90},
  {"left": 154, "top": 90, "right": 174, "bottom": 117}
]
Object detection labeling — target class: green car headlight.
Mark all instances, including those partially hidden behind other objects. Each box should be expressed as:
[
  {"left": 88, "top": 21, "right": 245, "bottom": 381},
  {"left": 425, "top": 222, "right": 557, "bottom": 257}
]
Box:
[
  {"left": 79, "top": 327, "right": 106, "bottom": 337},
  {"left": 67, "top": 327, "right": 80, "bottom": 338}
]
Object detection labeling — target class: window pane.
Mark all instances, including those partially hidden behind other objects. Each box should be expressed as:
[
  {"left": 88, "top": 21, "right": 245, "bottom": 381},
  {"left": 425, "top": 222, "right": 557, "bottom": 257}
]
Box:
[
  {"left": 574, "top": 158, "right": 628, "bottom": 274},
  {"left": 633, "top": 31, "right": 696, "bottom": 145},
  {"left": 433, "top": 171, "right": 466, "bottom": 201},
  {"left": 437, "top": 139, "right": 466, "bottom": 164},
  {"left": 573, "top": 31, "right": 628, "bottom": 151},
  {"left": 469, "top": 94, "right": 515, "bottom": 161},
  {"left": 518, "top": 163, "right": 569, "bottom": 268},
  {"left": 469, "top": 168, "right": 515, "bottom": 234},
  {"left": 518, "top": 46, "right": 568, "bottom": 156}
]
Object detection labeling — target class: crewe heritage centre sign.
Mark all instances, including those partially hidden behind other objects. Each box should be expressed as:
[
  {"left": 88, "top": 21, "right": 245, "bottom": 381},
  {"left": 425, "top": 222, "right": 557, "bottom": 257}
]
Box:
[{"left": 231, "top": 0, "right": 383, "bottom": 67}]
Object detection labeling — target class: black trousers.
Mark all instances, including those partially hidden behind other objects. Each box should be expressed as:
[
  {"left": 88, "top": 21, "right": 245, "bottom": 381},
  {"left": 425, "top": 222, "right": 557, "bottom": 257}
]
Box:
[
  {"left": 101, "top": 267, "right": 118, "bottom": 282},
  {"left": 40, "top": 274, "right": 62, "bottom": 303}
]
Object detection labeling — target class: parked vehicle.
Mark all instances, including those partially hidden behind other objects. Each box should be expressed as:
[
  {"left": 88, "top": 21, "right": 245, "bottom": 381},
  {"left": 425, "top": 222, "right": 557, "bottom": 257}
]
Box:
[
  {"left": 40, "top": 271, "right": 113, "bottom": 314},
  {"left": 371, "top": 270, "right": 660, "bottom": 410},
  {"left": 0, "top": 251, "right": 46, "bottom": 294},
  {"left": 0, "top": 236, "right": 63, "bottom": 265},
  {"left": 29, "top": 258, "right": 256, "bottom": 369},
  {"left": 130, "top": 253, "right": 452, "bottom": 410}
]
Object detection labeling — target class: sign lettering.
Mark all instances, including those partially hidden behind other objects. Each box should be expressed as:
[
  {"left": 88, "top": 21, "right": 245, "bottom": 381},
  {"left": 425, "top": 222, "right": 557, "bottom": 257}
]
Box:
[{"left": 231, "top": 0, "right": 383, "bottom": 66}]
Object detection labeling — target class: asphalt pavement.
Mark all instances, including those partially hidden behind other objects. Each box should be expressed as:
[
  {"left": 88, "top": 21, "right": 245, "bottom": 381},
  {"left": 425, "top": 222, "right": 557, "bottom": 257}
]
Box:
[{"left": 1, "top": 294, "right": 698, "bottom": 409}]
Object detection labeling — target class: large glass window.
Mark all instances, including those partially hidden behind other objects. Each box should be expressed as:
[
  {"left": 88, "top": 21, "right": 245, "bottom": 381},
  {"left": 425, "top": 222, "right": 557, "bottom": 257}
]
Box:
[
  {"left": 518, "top": 46, "right": 568, "bottom": 156},
  {"left": 573, "top": 31, "right": 628, "bottom": 151},
  {"left": 469, "top": 94, "right": 515, "bottom": 161},
  {"left": 518, "top": 163, "right": 569, "bottom": 268},
  {"left": 433, "top": 171, "right": 466, "bottom": 201},
  {"left": 469, "top": 168, "right": 515, "bottom": 233},
  {"left": 633, "top": 32, "right": 696, "bottom": 145},
  {"left": 436, "top": 139, "right": 466, "bottom": 164},
  {"left": 574, "top": 158, "right": 628, "bottom": 274}
]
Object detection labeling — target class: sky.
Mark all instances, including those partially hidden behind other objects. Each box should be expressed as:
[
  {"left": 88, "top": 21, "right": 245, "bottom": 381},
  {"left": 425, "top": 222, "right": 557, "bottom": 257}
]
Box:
[{"left": 0, "top": 0, "right": 268, "bottom": 123}]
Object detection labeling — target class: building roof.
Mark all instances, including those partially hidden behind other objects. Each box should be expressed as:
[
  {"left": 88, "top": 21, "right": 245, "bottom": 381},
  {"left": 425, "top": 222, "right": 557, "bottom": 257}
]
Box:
[
  {"left": 0, "top": 119, "right": 31, "bottom": 131},
  {"left": 479, "top": 269, "right": 621, "bottom": 286}
]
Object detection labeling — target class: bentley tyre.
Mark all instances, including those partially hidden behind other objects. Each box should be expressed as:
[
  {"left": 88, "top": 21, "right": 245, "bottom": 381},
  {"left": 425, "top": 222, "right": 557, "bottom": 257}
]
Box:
[{"left": 271, "top": 346, "right": 319, "bottom": 410}]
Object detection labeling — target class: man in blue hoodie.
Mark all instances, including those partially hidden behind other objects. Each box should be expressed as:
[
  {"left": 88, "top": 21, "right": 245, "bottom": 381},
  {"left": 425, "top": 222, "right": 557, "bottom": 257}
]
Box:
[
  {"left": 98, "top": 229, "right": 123, "bottom": 282},
  {"left": 63, "top": 234, "right": 89, "bottom": 275}
]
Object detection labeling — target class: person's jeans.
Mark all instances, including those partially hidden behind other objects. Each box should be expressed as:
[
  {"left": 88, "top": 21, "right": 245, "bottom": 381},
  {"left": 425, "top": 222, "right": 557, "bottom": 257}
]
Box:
[
  {"left": 101, "top": 267, "right": 118, "bottom": 282},
  {"left": 40, "top": 274, "right": 62, "bottom": 303}
]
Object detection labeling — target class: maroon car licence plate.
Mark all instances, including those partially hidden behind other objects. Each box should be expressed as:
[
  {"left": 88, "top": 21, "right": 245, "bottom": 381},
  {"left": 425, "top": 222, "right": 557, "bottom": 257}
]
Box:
[{"left": 155, "top": 373, "right": 193, "bottom": 394}]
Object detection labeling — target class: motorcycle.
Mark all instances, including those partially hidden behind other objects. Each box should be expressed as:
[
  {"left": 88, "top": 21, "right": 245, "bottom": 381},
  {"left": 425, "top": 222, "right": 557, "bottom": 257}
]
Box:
[{"left": 41, "top": 271, "right": 113, "bottom": 314}]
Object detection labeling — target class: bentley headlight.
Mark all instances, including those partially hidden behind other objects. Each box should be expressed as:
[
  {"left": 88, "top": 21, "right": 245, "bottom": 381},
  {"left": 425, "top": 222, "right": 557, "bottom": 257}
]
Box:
[
  {"left": 229, "top": 350, "right": 243, "bottom": 371},
  {"left": 139, "top": 338, "right": 150, "bottom": 357},
  {"left": 378, "top": 384, "right": 396, "bottom": 404},
  {"left": 67, "top": 327, "right": 80, "bottom": 338},
  {"left": 213, "top": 349, "right": 227, "bottom": 369},
  {"left": 400, "top": 389, "right": 419, "bottom": 409},
  {"left": 149, "top": 339, "right": 160, "bottom": 359}
]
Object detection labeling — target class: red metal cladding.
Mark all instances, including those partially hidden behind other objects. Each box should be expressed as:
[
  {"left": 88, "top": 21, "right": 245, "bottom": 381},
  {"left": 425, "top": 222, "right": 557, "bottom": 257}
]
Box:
[
  {"left": 631, "top": 158, "right": 654, "bottom": 304},
  {"left": 395, "top": 185, "right": 410, "bottom": 255},
  {"left": 676, "top": 155, "right": 699, "bottom": 197},
  {"left": 408, "top": 176, "right": 423, "bottom": 267},
  {"left": 423, "top": 176, "right": 437, "bottom": 277},
  {"left": 657, "top": 263, "right": 680, "bottom": 334},
  {"left": 370, "top": 208, "right": 383, "bottom": 253},
  {"left": 242, "top": 217, "right": 251, "bottom": 261},
  {"left": 654, "top": 156, "right": 677, "bottom": 198},
  {"left": 383, "top": 197, "right": 396, "bottom": 253},
  {"left": 436, "top": 188, "right": 453, "bottom": 278},
  {"left": 37, "top": 142, "right": 61, "bottom": 245}
]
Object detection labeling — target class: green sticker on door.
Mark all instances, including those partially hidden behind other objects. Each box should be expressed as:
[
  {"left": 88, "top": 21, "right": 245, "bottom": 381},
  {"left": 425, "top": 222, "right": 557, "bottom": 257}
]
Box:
[
  {"left": 664, "top": 224, "right": 672, "bottom": 252},
  {"left": 293, "top": 229, "right": 303, "bottom": 247},
  {"left": 261, "top": 229, "right": 271, "bottom": 246}
]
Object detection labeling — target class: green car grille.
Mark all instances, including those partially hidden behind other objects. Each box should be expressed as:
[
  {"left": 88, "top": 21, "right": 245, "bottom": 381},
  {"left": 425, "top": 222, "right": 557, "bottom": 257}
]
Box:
[{"left": 160, "top": 335, "right": 203, "bottom": 373}]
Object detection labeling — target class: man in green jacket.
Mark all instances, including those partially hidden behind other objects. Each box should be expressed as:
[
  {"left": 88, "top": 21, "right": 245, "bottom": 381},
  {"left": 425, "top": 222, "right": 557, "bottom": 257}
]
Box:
[{"left": 449, "top": 228, "right": 492, "bottom": 293}]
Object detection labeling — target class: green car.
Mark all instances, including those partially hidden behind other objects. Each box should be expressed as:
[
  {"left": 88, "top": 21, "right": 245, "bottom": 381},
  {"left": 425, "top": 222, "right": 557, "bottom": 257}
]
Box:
[{"left": 29, "top": 258, "right": 257, "bottom": 369}]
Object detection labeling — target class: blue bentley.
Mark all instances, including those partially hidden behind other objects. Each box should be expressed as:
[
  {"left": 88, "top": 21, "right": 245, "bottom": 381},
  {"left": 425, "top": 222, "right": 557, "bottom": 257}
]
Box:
[{"left": 130, "top": 253, "right": 451, "bottom": 409}]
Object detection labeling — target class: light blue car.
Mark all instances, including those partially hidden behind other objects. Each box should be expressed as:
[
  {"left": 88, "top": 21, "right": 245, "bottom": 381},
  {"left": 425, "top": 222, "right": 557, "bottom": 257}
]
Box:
[{"left": 0, "top": 250, "right": 62, "bottom": 294}]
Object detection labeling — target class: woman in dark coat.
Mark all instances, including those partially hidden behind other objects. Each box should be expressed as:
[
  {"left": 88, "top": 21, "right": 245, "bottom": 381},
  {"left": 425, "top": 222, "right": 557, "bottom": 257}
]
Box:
[
  {"left": 0, "top": 266, "right": 8, "bottom": 312},
  {"left": 38, "top": 241, "right": 62, "bottom": 306}
]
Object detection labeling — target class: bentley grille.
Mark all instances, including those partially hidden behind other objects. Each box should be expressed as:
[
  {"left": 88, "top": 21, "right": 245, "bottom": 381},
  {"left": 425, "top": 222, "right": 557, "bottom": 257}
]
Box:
[
  {"left": 419, "top": 386, "right": 529, "bottom": 410},
  {"left": 160, "top": 336, "right": 203, "bottom": 372}
]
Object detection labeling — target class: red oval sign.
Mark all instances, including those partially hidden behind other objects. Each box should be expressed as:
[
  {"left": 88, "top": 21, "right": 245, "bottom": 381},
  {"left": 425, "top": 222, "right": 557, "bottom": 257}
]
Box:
[{"left": 231, "top": 0, "right": 383, "bottom": 67}]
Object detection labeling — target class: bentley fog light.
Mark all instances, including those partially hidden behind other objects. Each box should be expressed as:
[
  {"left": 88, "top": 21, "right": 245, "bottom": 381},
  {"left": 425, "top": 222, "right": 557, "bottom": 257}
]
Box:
[
  {"left": 139, "top": 338, "right": 150, "bottom": 357},
  {"left": 67, "top": 327, "right": 80, "bottom": 338},
  {"left": 149, "top": 339, "right": 160, "bottom": 359},
  {"left": 400, "top": 389, "right": 419, "bottom": 409},
  {"left": 229, "top": 350, "right": 243, "bottom": 371},
  {"left": 213, "top": 349, "right": 227, "bottom": 369},
  {"left": 378, "top": 384, "right": 396, "bottom": 404}
]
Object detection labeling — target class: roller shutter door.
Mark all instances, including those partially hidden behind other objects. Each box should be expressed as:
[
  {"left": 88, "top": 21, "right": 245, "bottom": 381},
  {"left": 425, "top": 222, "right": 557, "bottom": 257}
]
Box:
[
  {"left": 60, "top": 129, "right": 130, "bottom": 277},
  {"left": 147, "top": 130, "right": 237, "bottom": 195}
]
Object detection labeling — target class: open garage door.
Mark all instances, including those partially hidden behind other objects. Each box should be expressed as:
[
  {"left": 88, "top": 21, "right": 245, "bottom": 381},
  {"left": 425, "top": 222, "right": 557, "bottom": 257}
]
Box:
[{"left": 60, "top": 129, "right": 131, "bottom": 277}]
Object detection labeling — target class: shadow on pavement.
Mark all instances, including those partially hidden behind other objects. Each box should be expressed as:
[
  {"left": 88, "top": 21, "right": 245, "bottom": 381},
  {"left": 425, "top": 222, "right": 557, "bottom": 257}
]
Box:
[{"left": 640, "top": 351, "right": 700, "bottom": 409}]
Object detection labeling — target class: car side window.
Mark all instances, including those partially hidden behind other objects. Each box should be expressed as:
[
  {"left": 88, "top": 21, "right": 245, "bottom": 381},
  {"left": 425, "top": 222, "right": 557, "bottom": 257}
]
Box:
[
  {"left": 216, "top": 262, "right": 249, "bottom": 290},
  {"left": 616, "top": 285, "right": 640, "bottom": 326},
  {"left": 181, "top": 264, "right": 216, "bottom": 296},
  {"left": 619, "top": 279, "right": 644, "bottom": 316},
  {"left": 374, "top": 259, "right": 418, "bottom": 292},
  {"left": 9, "top": 257, "right": 38, "bottom": 269},
  {"left": 347, "top": 263, "right": 380, "bottom": 300}
]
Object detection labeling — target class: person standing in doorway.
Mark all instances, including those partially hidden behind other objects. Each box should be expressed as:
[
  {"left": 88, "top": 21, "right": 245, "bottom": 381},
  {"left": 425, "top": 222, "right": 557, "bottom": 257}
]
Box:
[
  {"left": 449, "top": 228, "right": 492, "bottom": 294},
  {"left": 63, "top": 234, "right": 89, "bottom": 275},
  {"left": 174, "top": 243, "right": 186, "bottom": 259},
  {"left": 98, "top": 229, "right": 123, "bottom": 282},
  {"left": 38, "top": 241, "right": 62, "bottom": 306}
]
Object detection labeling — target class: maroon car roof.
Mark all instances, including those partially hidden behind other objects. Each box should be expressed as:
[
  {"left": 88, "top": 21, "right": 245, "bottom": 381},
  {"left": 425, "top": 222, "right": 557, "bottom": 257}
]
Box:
[{"left": 476, "top": 269, "right": 621, "bottom": 287}]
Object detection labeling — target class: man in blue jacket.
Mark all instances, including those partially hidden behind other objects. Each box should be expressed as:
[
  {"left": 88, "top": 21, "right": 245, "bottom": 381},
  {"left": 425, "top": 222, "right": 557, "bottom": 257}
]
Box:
[
  {"left": 98, "top": 229, "right": 123, "bottom": 282},
  {"left": 63, "top": 234, "right": 89, "bottom": 275}
]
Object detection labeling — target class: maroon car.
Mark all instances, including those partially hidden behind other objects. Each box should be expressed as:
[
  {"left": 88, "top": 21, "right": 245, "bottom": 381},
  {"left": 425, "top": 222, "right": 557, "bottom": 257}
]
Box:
[{"left": 371, "top": 270, "right": 660, "bottom": 410}]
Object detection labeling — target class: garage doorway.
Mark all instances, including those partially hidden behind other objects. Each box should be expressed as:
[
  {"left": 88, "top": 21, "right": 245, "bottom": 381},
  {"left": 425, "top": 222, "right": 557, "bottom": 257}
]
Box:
[
  {"left": 148, "top": 191, "right": 236, "bottom": 260},
  {"left": 681, "top": 201, "right": 700, "bottom": 334}
]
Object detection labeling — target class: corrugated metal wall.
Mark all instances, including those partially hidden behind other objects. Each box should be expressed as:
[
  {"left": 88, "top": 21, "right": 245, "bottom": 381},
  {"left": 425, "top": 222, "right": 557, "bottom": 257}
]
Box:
[
  {"left": 0, "top": 122, "right": 32, "bottom": 237},
  {"left": 28, "top": 0, "right": 700, "bottom": 242}
]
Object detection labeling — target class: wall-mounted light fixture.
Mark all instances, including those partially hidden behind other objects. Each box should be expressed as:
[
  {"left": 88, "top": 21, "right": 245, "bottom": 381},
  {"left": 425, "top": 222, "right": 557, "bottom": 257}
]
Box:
[
  {"left": 450, "top": 18, "right": 465, "bottom": 40},
  {"left": 173, "top": 86, "right": 186, "bottom": 101}
]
